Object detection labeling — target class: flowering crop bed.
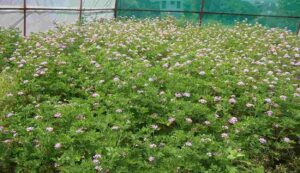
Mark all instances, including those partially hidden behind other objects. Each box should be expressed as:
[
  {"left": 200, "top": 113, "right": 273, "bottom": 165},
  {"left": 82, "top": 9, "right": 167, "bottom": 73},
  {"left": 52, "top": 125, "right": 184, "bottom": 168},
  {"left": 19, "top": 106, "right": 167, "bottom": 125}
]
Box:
[{"left": 0, "top": 19, "right": 300, "bottom": 172}]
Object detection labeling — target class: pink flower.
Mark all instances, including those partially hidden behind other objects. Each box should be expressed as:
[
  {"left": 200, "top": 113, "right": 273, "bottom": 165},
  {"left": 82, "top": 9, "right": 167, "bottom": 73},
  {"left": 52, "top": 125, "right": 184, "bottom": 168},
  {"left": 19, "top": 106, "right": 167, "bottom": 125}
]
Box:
[
  {"left": 163, "top": 63, "right": 169, "bottom": 68},
  {"left": 221, "top": 133, "right": 228, "bottom": 138},
  {"left": 199, "top": 71, "right": 206, "bottom": 76},
  {"left": 183, "top": 92, "right": 191, "bottom": 97},
  {"left": 34, "top": 115, "right": 42, "bottom": 119},
  {"left": 185, "top": 118, "right": 193, "bottom": 124},
  {"left": 5, "top": 113, "right": 14, "bottom": 118},
  {"left": 6, "top": 93, "right": 13, "bottom": 97},
  {"left": 148, "top": 77, "right": 155, "bottom": 82},
  {"left": 283, "top": 137, "right": 290, "bottom": 143},
  {"left": 264, "top": 98, "right": 272, "bottom": 104},
  {"left": 95, "top": 166, "right": 102, "bottom": 171},
  {"left": 111, "top": 126, "right": 119, "bottom": 130},
  {"left": 280, "top": 95, "right": 287, "bottom": 101},
  {"left": 237, "top": 81, "right": 245, "bottom": 86},
  {"left": 228, "top": 117, "right": 238, "bottom": 125},
  {"left": 113, "top": 77, "right": 120, "bottom": 82},
  {"left": 95, "top": 63, "right": 101, "bottom": 68},
  {"left": 151, "top": 124, "right": 158, "bottom": 130},
  {"left": 228, "top": 98, "right": 236, "bottom": 104},
  {"left": 92, "top": 93, "right": 99, "bottom": 97},
  {"left": 93, "top": 159, "right": 100, "bottom": 164},
  {"left": 3, "top": 139, "right": 13, "bottom": 144},
  {"left": 214, "top": 96, "right": 222, "bottom": 102},
  {"left": 40, "top": 61, "right": 48, "bottom": 66},
  {"left": 246, "top": 103, "right": 254, "bottom": 108},
  {"left": 76, "top": 128, "right": 84, "bottom": 133},
  {"left": 175, "top": 93, "right": 182, "bottom": 98},
  {"left": 99, "top": 80, "right": 105, "bottom": 84},
  {"left": 54, "top": 113, "right": 61, "bottom": 118},
  {"left": 185, "top": 141, "right": 193, "bottom": 147},
  {"left": 76, "top": 114, "right": 85, "bottom": 120},
  {"left": 26, "top": 127, "right": 34, "bottom": 132},
  {"left": 266, "top": 110, "right": 273, "bottom": 116},
  {"left": 259, "top": 138, "right": 267, "bottom": 144},
  {"left": 148, "top": 156, "right": 155, "bottom": 162},
  {"left": 204, "top": 121, "right": 211, "bottom": 125},
  {"left": 17, "top": 91, "right": 24, "bottom": 96},
  {"left": 36, "top": 42, "right": 41, "bottom": 48},
  {"left": 54, "top": 143, "right": 62, "bottom": 149},
  {"left": 149, "top": 143, "right": 157, "bottom": 148},
  {"left": 46, "top": 127, "right": 53, "bottom": 132},
  {"left": 116, "top": 109, "right": 123, "bottom": 113},
  {"left": 199, "top": 99, "right": 207, "bottom": 104},
  {"left": 168, "top": 117, "right": 176, "bottom": 124},
  {"left": 222, "top": 125, "right": 229, "bottom": 129},
  {"left": 93, "top": 154, "right": 102, "bottom": 159}
]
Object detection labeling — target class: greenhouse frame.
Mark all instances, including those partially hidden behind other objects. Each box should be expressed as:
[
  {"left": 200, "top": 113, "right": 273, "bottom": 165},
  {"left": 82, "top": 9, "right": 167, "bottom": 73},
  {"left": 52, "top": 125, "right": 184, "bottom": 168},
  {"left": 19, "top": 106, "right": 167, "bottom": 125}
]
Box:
[{"left": 0, "top": 0, "right": 299, "bottom": 35}]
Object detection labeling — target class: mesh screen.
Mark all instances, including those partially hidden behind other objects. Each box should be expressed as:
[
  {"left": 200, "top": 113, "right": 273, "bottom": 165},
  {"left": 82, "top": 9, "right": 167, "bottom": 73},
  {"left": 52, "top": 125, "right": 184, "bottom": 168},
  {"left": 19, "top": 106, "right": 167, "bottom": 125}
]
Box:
[
  {"left": 0, "top": 0, "right": 23, "bottom": 7},
  {"left": 117, "top": 0, "right": 300, "bottom": 32}
]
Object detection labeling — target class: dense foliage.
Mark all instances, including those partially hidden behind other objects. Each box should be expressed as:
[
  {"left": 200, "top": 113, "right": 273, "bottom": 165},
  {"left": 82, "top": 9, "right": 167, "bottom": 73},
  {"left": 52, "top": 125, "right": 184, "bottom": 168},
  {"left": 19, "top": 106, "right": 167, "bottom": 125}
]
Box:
[
  {"left": 0, "top": 28, "right": 21, "bottom": 71},
  {"left": 0, "top": 19, "right": 300, "bottom": 172}
]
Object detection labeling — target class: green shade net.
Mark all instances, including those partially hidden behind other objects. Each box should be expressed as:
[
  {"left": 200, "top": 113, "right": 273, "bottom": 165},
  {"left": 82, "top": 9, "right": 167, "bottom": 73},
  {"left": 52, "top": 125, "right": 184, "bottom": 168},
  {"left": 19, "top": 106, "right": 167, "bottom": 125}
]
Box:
[
  {"left": 117, "top": 0, "right": 300, "bottom": 32},
  {"left": 117, "top": 0, "right": 200, "bottom": 23}
]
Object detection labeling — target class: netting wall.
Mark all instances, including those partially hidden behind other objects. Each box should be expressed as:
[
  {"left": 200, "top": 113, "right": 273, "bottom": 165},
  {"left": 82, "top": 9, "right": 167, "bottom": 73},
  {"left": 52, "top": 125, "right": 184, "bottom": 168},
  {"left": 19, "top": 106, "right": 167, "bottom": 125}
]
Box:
[
  {"left": 0, "top": 0, "right": 300, "bottom": 35},
  {"left": 117, "top": 0, "right": 300, "bottom": 33},
  {"left": 0, "top": 0, "right": 115, "bottom": 35}
]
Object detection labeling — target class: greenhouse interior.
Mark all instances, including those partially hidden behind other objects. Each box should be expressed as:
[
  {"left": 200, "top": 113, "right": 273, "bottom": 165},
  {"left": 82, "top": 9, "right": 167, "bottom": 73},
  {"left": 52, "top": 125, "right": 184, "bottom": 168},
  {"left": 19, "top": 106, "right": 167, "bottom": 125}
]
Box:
[{"left": 0, "top": 0, "right": 300, "bottom": 172}]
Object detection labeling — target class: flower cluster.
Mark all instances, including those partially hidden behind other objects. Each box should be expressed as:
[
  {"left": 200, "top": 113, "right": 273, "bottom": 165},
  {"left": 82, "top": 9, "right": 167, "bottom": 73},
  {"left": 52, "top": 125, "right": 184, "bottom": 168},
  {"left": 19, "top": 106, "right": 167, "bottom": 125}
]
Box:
[{"left": 0, "top": 19, "right": 299, "bottom": 172}]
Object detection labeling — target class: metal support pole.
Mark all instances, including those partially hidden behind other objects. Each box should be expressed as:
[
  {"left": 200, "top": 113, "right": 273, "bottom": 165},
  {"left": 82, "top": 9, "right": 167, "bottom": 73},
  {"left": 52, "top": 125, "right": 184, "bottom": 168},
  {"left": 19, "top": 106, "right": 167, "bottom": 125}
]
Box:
[
  {"left": 199, "top": 0, "right": 205, "bottom": 26},
  {"left": 23, "top": 0, "right": 27, "bottom": 36},
  {"left": 79, "top": 0, "right": 83, "bottom": 24},
  {"left": 114, "top": 0, "right": 119, "bottom": 19}
]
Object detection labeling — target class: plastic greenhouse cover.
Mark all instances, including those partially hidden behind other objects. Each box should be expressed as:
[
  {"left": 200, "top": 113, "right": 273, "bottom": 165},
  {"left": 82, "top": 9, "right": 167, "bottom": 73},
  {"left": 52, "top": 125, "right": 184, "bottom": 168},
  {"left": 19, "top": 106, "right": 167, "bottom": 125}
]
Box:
[
  {"left": 1, "top": 0, "right": 118, "bottom": 9},
  {"left": 0, "top": 0, "right": 116, "bottom": 35},
  {"left": 26, "top": 10, "right": 79, "bottom": 34},
  {"left": 83, "top": 11, "right": 114, "bottom": 22},
  {"left": 0, "top": 10, "right": 24, "bottom": 34},
  {"left": 83, "top": 0, "right": 115, "bottom": 9},
  {"left": 0, "top": 0, "right": 23, "bottom": 7},
  {"left": 26, "top": 0, "right": 80, "bottom": 8}
]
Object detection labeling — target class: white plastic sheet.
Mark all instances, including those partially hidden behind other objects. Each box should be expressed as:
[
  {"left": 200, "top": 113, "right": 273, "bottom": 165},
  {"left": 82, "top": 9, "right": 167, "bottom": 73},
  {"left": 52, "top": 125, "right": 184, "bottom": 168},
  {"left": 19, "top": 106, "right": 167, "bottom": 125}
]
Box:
[
  {"left": 27, "top": 0, "right": 80, "bottom": 9},
  {"left": 0, "top": 0, "right": 116, "bottom": 35},
  {"left": 0, "top": 0, "right": 23, "bottom": 7},
  {"left": 0, "top": 10, "right": 24, "bottom": 34},
  {"left": 84, "top": 10, "right": 114, "bottom": 22},
  {"left": 83, "top": 0, "right": 115, "bottom": 9},
  {"left": 26, "top": 10, "right": 79, "bottom": 34}
]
